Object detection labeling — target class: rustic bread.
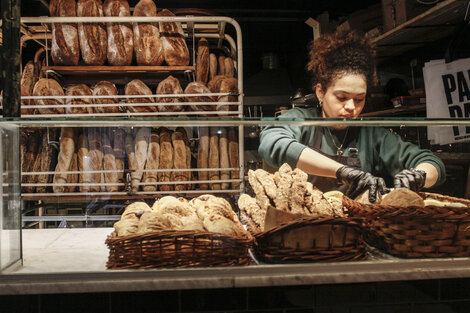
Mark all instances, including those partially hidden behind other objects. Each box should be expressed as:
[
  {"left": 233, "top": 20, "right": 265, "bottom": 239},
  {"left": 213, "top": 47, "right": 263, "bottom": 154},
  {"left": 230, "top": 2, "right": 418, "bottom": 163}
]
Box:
[
  {"left": 209, "top": 53, "right": 217, "bottom": 81},
  {"left": 87, "top": 128, "right": 104, "bottom": 192},
  {"left": 171, "top": 128, "right": 188, "bottom": 191},
  {"left": 103, "top": 0, "right": 133, "bottom": 66},
  {"left": 142, "top": 130, "right": 160, "bottom": 192},
  {"left": 381, "top": 188, "right": 425, "bottom": 208},
  {"left": 92, "top": 81, "right": 120, "bottom": 114},
  {"left": 238, "top": 193, "right": 265, "bottom": 231},
  {"left": 50, "top": 0, "right": 80, "bottom": 66},
  {"left": 112, "top": 128, "right": 126, "bottom": 190},
  {"left": 218, "top": 55, "right": 225, "bottom": 75},
  {"left": 65, "top": 84, "right": 93, "bottom": 114},
  {"left": 248, "top": 169, "right": 273, "bottom": 212},
  {"left": 179, "top": 127, "right": 192, "bottom": 190},
  {"left": 124, "top": 79, "right": 157, "bottom": 113},
  {"left": 101, "top": 129, "right": 118, "bottom": 192},
  {"left": 78, "top": 132, "right": 93, "bottom": 192},
  {"left": 133, "top": 0, "right": 164, "bottom": 66},
  {"left": 53, "top": 127, "right": 76, "bottom": 193},
  {"left": 227, "top": 128, "right": 239, "bottom": 189},
  {"left": 184, "top": 81, "right": 216, "bottom": 113},
  {"left": 158, "top": 9, "right": 190, "bottom": 66},
  {"left": 136, "top": 211, "right": 172, "bottom": 234},
  {"left": 196, "top": 38, "right": 210, "bottom": 84},
  {"left": 77, "top": 0, "right": 107, "bottom": 65},
  {"left": 36, "top": 129, "right": 58, "bottom": 193},
  {"left": 218, "top": 77, "right": 238, "bottom": 112},
  {"left": 22, "top": 131, "right": 41, "bottom": 192},
  {"left": 65, "top": 143, "right": 78, "bottom": 193},
  {"left": 158, "top": 128, "right": 174, "bottom": 191},
  {"left": 224, "top": 57, "right": 235, "bottom": 77},
  {"left": 156, "top": 75, "right": 184, "bottom": 112},
  {"left": 209, "top": 127, "right": 220, "bottom": 190},
  {"left": 114, "top": 218, "right": 139, "bottom": 236},
  {"left": 20, "top": 61, "right": 36, "bottom": 114},
  {"left": 197, "top": 127, "right": 210, "bottom": 190},
  {"left": 129, "top": 127, "right": 150, "bottom": 192},
  {"left": 219, "top": 128, "right": 230, "bottom": 190},
  {"left": 122, "top": 201, "right": 152, "bottom": 219},
  {"left": 32, "top": 78, "right": 65, "bottom": 115},
  {"left": 202, "top": 215, "right": 242, "bottom": 237}
]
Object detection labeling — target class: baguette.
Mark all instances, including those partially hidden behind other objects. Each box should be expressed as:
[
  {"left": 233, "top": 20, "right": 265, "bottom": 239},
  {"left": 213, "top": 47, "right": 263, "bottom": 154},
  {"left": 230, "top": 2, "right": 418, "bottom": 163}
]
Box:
[
  {"left": 53, "top": 127, "right": 76, "bottom": 193},
  {"left": 158, "top": 128, "right": 173, "bottom": 191},
  {"left": 22, "top": 131, "right": 41, "bottom": 193},
  {"left": 87, "top": 128, "right": 104, "bottom": 192},
  {"left": 102, "top": 129, "right": 118, "bottom": 192},
  {"left": 228, "top": 128, "right": 240, "bottom": 189},
  {"left": 196, "top": 38, "right": 210, "bottom": 84},
  {"left": 132, "top": 127, "right": 150, "bottom": 192},
  {"left": 125, "top": 131, "right": 137, "bottom": 191},
  {"left": 224, "top": 57, "right": 235, "bottom": 77},
  {"left": 209, "top": 127, "right": 220, "bottom": 190},
  {"left": 103, "top": 0, "right": 133, "bottom": 66},
  {"left": 209, "top": 53, "right": 217, "bottom": 81},
  {"left": 20, "top": 61, "right": 36, "bottom": 115},
  {"left": 77, "top": 0, "right": 107, "bottom": 66},
  {"left": 219, "top": 128, "right": 230, "bottom": 190},
  {"left": 65, "top": 141, "right": 78, "bottom": 193},
  {"left": 171, "top": 128, "right": 187, "bottom": 191},
  {"left": 78, "top": 132, "right": 93, "bottom": 192},
  {"left": 142, "top": 130, "right": 160, "bottom": 192},
  {"left": 113, "top": 128, "right": 126, "bottom": 190},
  {"left": 218, "top": 55, "right": 225, "bottom": 75},
  {"left": 50, "top": 0, "right": 80, "bottom": 66},
  {"left": 36, "top": 129, "right": 57, "bottom": 193},
  {"left": 179, "top": 127, "right": 192, "bottom": 190},
  {"left": 197, "top": 127, "right": 209, "bottom": 190}
]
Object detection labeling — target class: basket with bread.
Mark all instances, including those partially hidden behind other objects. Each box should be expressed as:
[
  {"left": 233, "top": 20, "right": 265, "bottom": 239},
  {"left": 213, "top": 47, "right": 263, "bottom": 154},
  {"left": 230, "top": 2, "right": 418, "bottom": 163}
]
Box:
[
  {"left": 238, "top": 163, "right": 366, "bottom": 263},
  {"left": 343, "top": 188, "right": 470, "bottom": 258},
  {"left": 106, "top": 195, "right": 253, "bottom": 269}
]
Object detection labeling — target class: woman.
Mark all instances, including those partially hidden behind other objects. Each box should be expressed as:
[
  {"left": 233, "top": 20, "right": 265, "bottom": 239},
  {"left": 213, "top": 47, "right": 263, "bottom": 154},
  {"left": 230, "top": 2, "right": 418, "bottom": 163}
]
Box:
[{"left": 258, "top": 31, "right": 445, "bottom": 203}]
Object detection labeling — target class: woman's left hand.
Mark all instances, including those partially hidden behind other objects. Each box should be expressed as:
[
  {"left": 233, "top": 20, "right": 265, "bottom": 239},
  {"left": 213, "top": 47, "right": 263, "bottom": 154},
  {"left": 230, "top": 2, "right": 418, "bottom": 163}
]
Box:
[{"left": 394, "top": 168, "right": 427, "bottom": 192}]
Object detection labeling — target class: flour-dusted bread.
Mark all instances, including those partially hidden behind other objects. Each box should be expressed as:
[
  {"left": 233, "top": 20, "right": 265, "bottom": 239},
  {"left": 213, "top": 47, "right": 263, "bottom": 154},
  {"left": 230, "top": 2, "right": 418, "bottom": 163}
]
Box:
[
  {"left": 65, "top": 143, "right": 78, "bottom": 193},
  {"left": 92, "top": 81, "right": 120, "bottom": 114},
  {"left": 20, "top": 61, "right": 36, "bottom": 115},
  {"left": 209, "top": 127, "right": 220, "bottom": 190},
  {"left": 248, "top": 169, "right": 272, "bottom": 212},
  {"left": 207, "top": 75, "right": 225, "bottom": 94},
  {"left": 381, "top": 187, "right": 425, "bottom": 208},
  {"left": 218, "top": 77, "right": 238, "bottom": 112},
  {"left": 130, "top": 127, "right": 150, "bottom": 192},
  {"left": 112, "top": 128, "right": 126, "bottom": 190},
  {"left": 124, "top": 79, "right": 157, "bottom": 113},
  {"left": 32, "top": 78, "right": 65, "bottom": 115},
  {"left": 238, "top": 193, "right": 265, "bottom": 232},
  {"left": 77, "top": 0, "right": 107, "bottom": 65},
  {"left": 49, "top": 0, "right": 80, "bottom": 65},
  {"left": 87, "top": 128, "right": 104, "bottom": 192},
  {"left": 142, "top": 130, "right": 160, "bottom": 192},
  {"left": 122, "top": 201, "right": 152, "bottom": 219},
  {"left": 116, "top": 201, "right": 152, "bottom": 236},
  {"left": 65, "top": 84, "right": 93, "bottom": 114},
  {"left": 103, "top": 0, "right": 133, "bottom": 66},
  {"left": 53, "top": 127, "right": 76, "bottom": 193},
  {"left": 136, "top": 211, "right": 172, "bottom": 234},
  {"left": 133, "top": 0, "right": 164, "bottom": 66},
  {"left": 227, "top": 128, "right": 240, "bottom": 189},
  {"left": 102, "top": 129, "right": 118, "bottom": 192},
  {"left": 171, "top": 128, "right": 188, "bottom": 191},
  {"left": 158, "top": 127, "right": 173, "bottom": 191},
  {"left": 197, "top": 127, "right": 209, "bottom": 190},
  {"left": 219, "top": 128, "right": 230, "bottom": 190},
  {"left": 155, "top": 75, "right": 184, "bottom": 112},
  {"left": 158, "top": 9, "right": 190, "bottom": 66},
  {"left": 196, "top": 38, "right": 210, "bottom": 84},
  {"left": 184, "top": 81, "right": 216, "bottom": 113},
  {"left": 209, "top": 53, "right": 217, "bottom": 81},
  {"left": 78, "top": 132, "right": 93, "bottom": 192}
]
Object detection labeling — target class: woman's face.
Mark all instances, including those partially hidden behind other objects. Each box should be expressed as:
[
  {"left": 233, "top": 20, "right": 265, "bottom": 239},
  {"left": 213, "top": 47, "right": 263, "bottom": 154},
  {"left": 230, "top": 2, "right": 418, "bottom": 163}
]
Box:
[{"left": 315, "top": 73, "right": 367, "bottom": 128}]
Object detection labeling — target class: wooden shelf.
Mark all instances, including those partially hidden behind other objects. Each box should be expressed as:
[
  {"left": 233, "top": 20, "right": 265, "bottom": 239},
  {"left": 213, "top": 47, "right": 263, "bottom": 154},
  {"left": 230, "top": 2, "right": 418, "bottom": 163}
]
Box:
[
  {"left": 360, "top": 104, "right": 426, "bottom": 117},
  {"left": 372, "top": 0, "right": 468, "bottom": 59},
  {"left": 43, "top": 65, "right": 195, "bottom": 75}
]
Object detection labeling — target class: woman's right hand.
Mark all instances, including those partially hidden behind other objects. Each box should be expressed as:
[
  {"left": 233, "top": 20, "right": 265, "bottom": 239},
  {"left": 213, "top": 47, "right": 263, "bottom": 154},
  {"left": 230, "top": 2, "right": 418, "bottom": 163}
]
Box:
[{"left": 336, "top": 165, "right": 389, "bottom": 202}]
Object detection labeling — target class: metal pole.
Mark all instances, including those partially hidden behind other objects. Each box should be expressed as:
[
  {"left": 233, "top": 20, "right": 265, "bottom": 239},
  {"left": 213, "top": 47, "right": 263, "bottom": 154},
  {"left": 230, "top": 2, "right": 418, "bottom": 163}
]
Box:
[{"left": 2, "top": 0, "right": 21, "bottom": 117}]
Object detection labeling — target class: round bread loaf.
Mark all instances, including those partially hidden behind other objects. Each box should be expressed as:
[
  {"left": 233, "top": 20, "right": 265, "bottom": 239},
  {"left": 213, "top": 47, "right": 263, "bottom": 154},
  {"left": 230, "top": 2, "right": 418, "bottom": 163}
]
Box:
[{"left": 380, "top": 188, "right": 424, "bottom": 208}]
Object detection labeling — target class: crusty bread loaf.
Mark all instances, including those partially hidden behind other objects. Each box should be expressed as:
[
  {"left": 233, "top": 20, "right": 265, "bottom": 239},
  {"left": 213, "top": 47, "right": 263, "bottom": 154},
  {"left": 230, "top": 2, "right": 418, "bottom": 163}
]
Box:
[
  {"left": 133, "top": 0, "right": 164, "bottom": 66},
  {"left": 197, "top": 127, "right": 209, "bottom": 190},
  {"left": 179, "top": 127, "right": 192, "bottom": 190},
  {"left": 209, "top": 128, "right": 220, "bottom": 190},
  {"left": 65, "top": 134, "right": 79, "bottom": 193},
  {"left": 77, "top": 0, "right": 107, "bottom": 66},
  {"left": 219, "top": 128, "right": 230, "bottom": 190},
  {"left": 87, "top": 128, "right": 104, "bottom": 192},
  {"left": 171, "top": 128, "right": 187, "bottom": 191},
  {"left": 196, "top": 38, "right": 210, "bottom": 84},
  {"left": 78, "top": 132, "right": 93, "bottom": 192},
  {"left": 92, "top": 81, "right": 120, "bottom": 113},
  {"left": 36, "top": 129, "right": 57, "bottom": 193},
  {"left": 50, "top": 0, "right": 80, "bottom": 66},
  {"left": 65, "top": 84, "right": 93, "bottom": 114},
  {"left": 103, "top": 0, "right": 133, "bottom": 66},
  {"left": 22, "top": 131, "right": 41, "bottom": 193},
  {"left": 184, "top": 81, "right": 216, "bottom": 113},
  {"left": 228, "top": 128, "right": 240, "bottom": 189},
  {"left": 53, "top": 128, "right": 76, "bottom": 193},
  {"left": 124, "top": 79, "right": 157, "bottom": 113},
  {"left": 207, "top": 75, "right": 225, "bottom": 93},
  {"left": 158, "top": 128, "right": 173, "bottom": 191},
  {"left": 122, "top": 201, "right": 152, "bottom": 219},
  {"left": 142, "top": 130, "right": 160, "bottom": 192},
  {"left": 218, "top": 77, "right": 238, "bottom": 112},
  {"left": 112, "top": 128, "right": 125, "bottom": 190},
  {"left": 238, "top": 193, "right": 265, "bottom": 232},
  {"left": 381, "top": 188, "right": 425, "bottom": 208},
  {"left": 224, "top": 57, "right": 235, "bottom": 77},
  {"left": 158, "top": 9, "right": 190, "bottom": 66},
  {"left": 20, "top": 61, "right": 36, "bottom": 115},
  {"left": 32, "top": 78, "right": 65, "bottom": 115},
  {"left": 102, "top": 129, "right": 118, "bottom": 192},
  {"left": 132, "top": 127, "right": 150, "bottom": 192},
  {"left": 218, "top": 55, "right": 225, "bottom": 75},
  {"left": 125, "top": 131, "right": 137, "bottom": 191},
  {"left": 156, "top": 75, "right": 184, "bottom": 112},
  {"left": 209, "top": 53, "right": 217, "bottom": 81},
  {"left": 136, "top": 211, "right": 172, "bottom": 234}
]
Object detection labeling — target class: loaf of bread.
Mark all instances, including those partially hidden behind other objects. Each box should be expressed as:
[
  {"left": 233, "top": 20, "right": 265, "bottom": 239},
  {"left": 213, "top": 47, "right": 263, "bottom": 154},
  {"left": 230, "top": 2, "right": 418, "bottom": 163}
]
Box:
[
  {"left": 155, "top": 75, "right": 184, "bottom": 112},
  {"left": 124, "top": 79, "right": 157, "bottom": 113},
  {"left": 184, "top": 81, "right": 216, "bottom": 113},
  {"left": 102, "top": 129, "right": 118, "bottom": 192},
  {"left": 22, "top": 131, "right": 41, "bottom": 193},
  {"left": 49, "top": 0, "right": 80, "bottom": 65},
  {"left": 158, "top": 128, "right": 173, "bottom": 191},
  {"left": 207, "top": 75, "right": 225, "bottom": 93},
  {"left": 381, "top": 188, "right": 425, "bottom": 208},
  {"left": 36, "top": 129, "right": 58, "bottom": 193},
  {"left": 53, "top": 128, "right": 76, "bottom": 193},
  {"left": 153, "top": 196, "right": 204, "bottom": 231},
  {"left": 113, "top": 128, "right": 126, "bottom": 190},
  {"left": 209, "top": 53, "right": 217, "bottom": 81},
  {"left": 171, "top": 128, "right": 187, "bottom": 191},
  {"left": 218, "top": 55, "right": 225, "bottom": 75},
  {"left": 136, "top": 211, "right": 172, "bottom": 234},
  {"left": 158, "top": 9, "right": 190, "bottom": 66},
  {"left": 209, "top": 127, "right": 220, "bottom": 190},
  {"left": 78, "top": 132, "right": 93, "bottom": 192},
  {"left": 32, "top": 78, "right": 65, "bottom": 115},
  {"left": 65, "top": 135, "right": 79, "bottom": 193},
  {"left": 142, "top": 130, "right": 160, "bottom": 192},
  {"left": 77, "top": 0, "right": 107, "bottom": 65},
  {"left": 179, "top": 127, "right": 192, "bottom": 190},
  {"left": 132, "top": 127, "right": 150, "bottom": 192},
  {"left": 196, "top": 38, "right": 210, "bottom": 84},
  {"left": 65, "top": 84, "right": 93, "bottom": 114},
  {"left": 224, "top": 57, "right": 235, "bottom": 77},
  {"left": 92, "top": 81, "right": 120, "bottom": 113},
  {"left": 133, "top": 0, "right": 164, "bottom": 66},
  {"left": 87, "top": 128, "right": 104, "bottom": 192},
  {"left": 218, "top": 77, "right": 238, "bottom": 112},
  {"left": 227, "top": 128, "right": 240, "bottom": 189},
  {"left": 125, "top": 131, "right": 137, "bottom": 191},
  {"left": 238, "top": 193, "right": 264, "bottom": 232},
  {"left": 197, "top": 127, "right": 209, "bottom": 190},
  {"left": 219, "top": 128, "right": 230, "bottom": 190},
  {"left": 20, "top": 61, "right": 36, "bottom": 115},
  {"left": 103, "top": 0, "right": 133, "bottom": 66}
]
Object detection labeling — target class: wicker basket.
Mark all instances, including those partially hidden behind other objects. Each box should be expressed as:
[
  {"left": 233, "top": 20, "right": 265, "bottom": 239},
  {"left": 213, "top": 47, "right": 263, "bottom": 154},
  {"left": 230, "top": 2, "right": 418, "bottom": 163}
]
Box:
[
  {"left": 254, "top": 216, "right": 366, "bottom": 263},
  {"left": 106, "top": 230, "right": 253, "bottom": 269},
  {"left": 343, "top": 192, "right": 470, "bottom": 258}
]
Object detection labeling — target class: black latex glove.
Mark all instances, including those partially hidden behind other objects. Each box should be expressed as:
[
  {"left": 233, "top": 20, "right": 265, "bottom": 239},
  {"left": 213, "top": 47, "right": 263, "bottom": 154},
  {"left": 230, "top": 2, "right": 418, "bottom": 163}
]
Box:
[
  {"left": 336, "top": 165, "right": 389, "bottom": 203},
  {"left": 393, "top": 168, "right": 426, "bottom": 192}
]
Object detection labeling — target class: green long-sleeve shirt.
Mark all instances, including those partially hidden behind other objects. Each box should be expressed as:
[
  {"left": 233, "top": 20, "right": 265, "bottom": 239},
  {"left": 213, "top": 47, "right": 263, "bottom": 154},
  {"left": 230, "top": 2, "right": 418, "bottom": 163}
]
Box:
[{"left": 258, "top": 107, "right": 446, "bottom": 187}]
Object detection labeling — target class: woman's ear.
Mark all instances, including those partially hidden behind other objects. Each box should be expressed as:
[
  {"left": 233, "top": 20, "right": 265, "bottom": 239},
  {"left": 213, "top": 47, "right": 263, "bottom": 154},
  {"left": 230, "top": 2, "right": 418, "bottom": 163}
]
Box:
[{"left": 315, "top": 83, "right": 324, "bottom": 103}]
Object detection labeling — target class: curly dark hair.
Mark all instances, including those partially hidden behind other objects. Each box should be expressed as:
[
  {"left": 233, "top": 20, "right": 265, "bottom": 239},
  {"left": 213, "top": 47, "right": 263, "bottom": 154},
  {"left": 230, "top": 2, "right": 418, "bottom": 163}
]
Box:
[{"left": 307, "top": 30, "right": 376, "bottom": 91}]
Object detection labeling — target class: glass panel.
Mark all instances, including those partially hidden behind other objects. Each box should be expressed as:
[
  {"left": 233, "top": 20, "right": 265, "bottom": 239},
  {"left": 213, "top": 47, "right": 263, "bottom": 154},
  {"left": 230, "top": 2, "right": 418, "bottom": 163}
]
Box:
[{"left": 0, "top": 123, "right": 21, "bottom": 272}]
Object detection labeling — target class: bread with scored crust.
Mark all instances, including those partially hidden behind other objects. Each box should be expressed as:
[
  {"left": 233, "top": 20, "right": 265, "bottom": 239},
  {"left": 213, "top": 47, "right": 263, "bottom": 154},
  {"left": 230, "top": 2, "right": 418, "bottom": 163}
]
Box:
[
  {"left": 103, "top": 0, "right": 133, "bottom": 66},
  {"left": 77, "top": 0, "right": 107, "bottom": 65}
]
